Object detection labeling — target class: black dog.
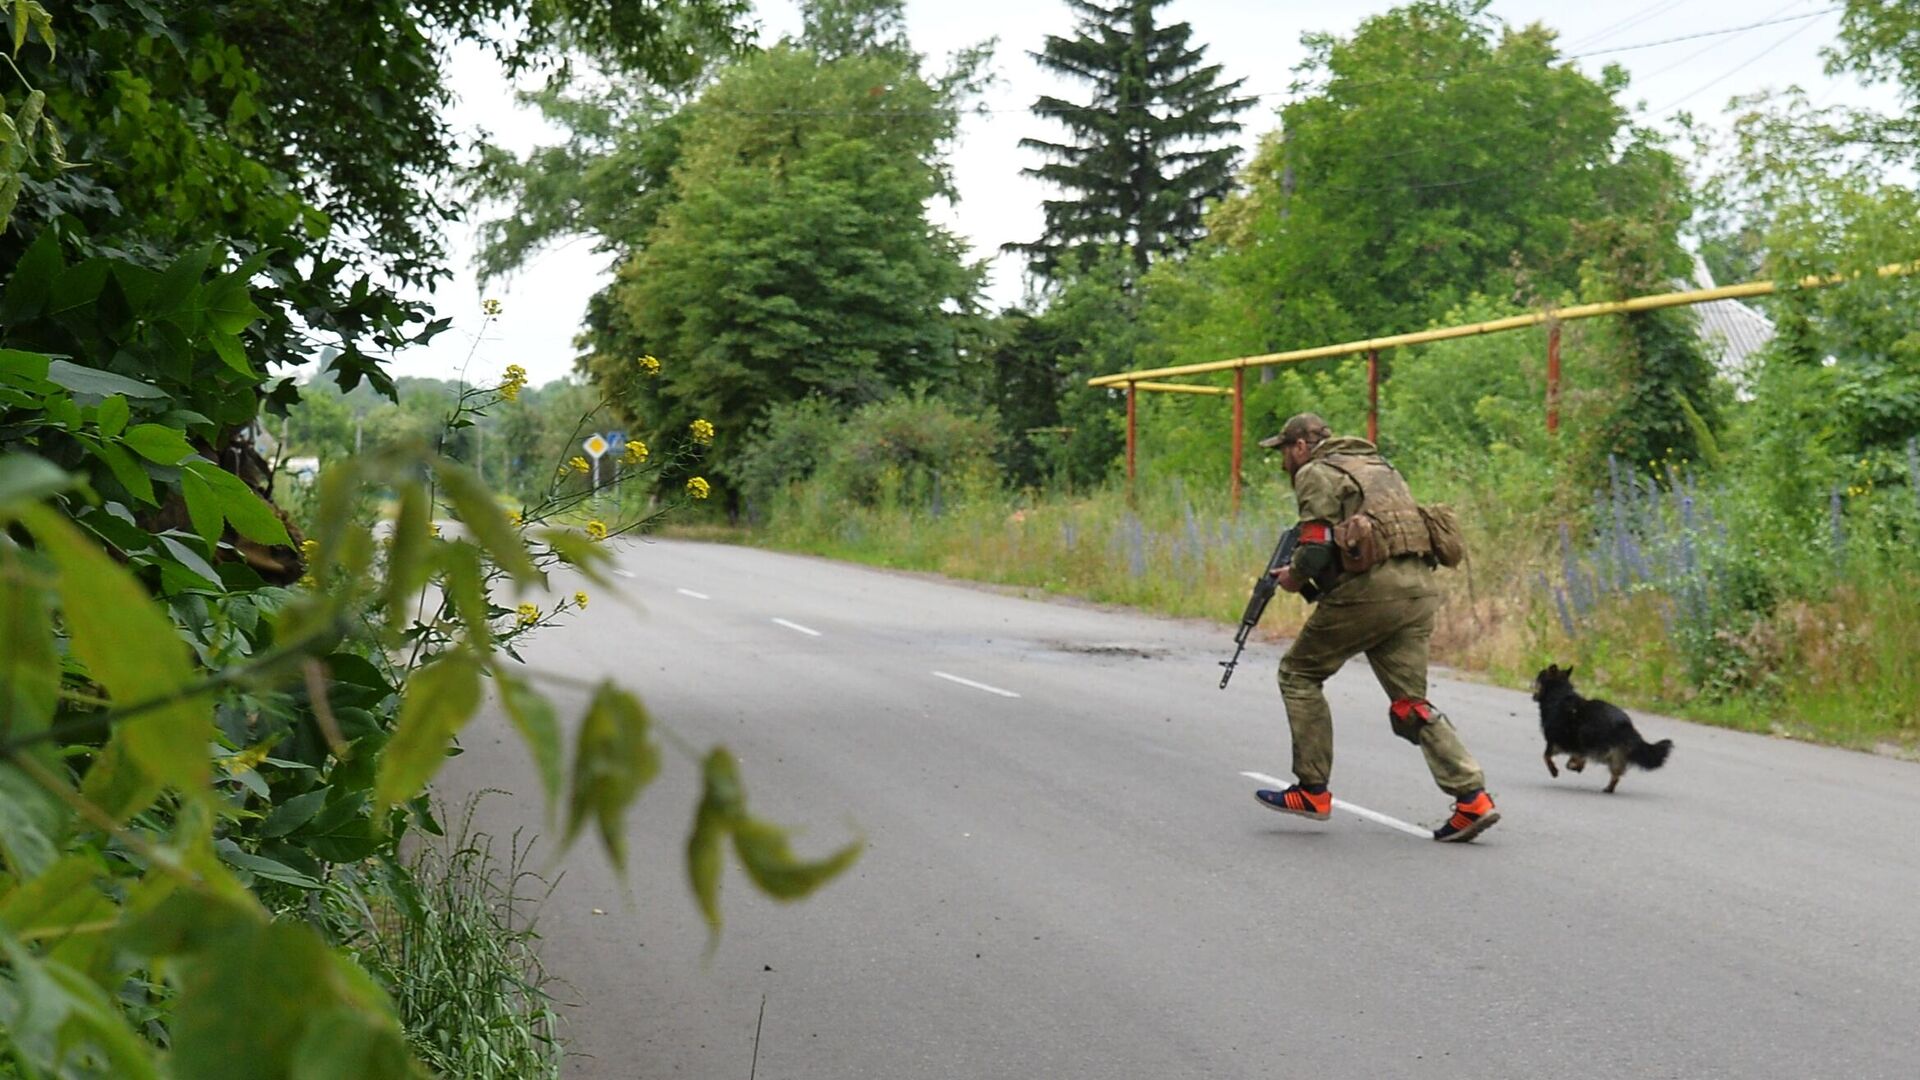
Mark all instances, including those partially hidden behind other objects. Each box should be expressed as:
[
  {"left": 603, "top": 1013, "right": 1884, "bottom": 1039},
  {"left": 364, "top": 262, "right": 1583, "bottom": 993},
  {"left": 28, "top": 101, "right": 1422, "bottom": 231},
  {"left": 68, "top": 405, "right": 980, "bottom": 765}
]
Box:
[{"left": 1531, "top": 665, "right": 1672, "bottom": 793}]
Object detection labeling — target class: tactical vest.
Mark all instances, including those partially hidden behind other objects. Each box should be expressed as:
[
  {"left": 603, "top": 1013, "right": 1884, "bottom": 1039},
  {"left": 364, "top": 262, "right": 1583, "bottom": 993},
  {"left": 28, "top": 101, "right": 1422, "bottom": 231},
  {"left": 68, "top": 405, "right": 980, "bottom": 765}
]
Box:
[{"left": 1319, "top": 452, "right": 1433, "bottom": 572}]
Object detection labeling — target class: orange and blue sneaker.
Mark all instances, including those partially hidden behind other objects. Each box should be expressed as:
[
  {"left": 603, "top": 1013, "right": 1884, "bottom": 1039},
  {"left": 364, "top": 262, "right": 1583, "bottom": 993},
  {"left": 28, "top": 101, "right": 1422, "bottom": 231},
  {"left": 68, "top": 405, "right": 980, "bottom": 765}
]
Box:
[
  {"left": 1432, "top": 790, "right": 1499, "bottom": 842},
  {"left": 1255, "top": 784, "right": 1331, "bottom": 821}
]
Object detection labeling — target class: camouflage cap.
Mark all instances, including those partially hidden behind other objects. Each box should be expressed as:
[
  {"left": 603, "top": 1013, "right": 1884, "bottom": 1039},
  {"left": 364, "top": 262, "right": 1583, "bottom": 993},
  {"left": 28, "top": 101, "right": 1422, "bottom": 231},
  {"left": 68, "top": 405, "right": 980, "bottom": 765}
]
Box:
[{"left": 1257, "top": 412, "right": 1331, "bottom": 450}]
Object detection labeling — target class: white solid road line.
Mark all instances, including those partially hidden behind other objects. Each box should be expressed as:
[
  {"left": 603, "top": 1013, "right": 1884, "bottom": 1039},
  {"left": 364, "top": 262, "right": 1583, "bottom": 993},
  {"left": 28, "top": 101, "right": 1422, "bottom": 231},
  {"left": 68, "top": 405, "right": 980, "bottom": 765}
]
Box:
[
  {"left": 1239, "top": 771, "right": 1431, "bottom": 839},
  {"left": 932, "top": 671, "right": 1022, "bottom": 698},
  {"left": 771, "top": 617, "right": 822, "bottom": 637},
  {"left": 612, "top": 569, "right": 636, "bottom": 579},
  {"left": 676, "top": 587, "right": 709, "bottom": 599}
]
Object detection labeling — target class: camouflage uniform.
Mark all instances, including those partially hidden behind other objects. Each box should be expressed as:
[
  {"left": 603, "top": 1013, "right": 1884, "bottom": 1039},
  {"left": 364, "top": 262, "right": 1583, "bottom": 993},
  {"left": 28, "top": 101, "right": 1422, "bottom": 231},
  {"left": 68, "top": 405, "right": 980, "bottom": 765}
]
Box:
[{"left": 1277, "top": 434, "right": 1485, "bottom": 797}]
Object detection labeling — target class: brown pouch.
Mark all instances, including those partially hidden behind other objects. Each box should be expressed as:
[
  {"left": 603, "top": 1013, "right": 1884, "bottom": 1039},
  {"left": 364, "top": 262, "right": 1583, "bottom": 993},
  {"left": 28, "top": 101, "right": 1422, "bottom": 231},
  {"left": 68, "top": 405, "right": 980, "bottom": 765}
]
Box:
[
  {"left": 1334, "top": 512, "right": 1387, "bottom": 573},
  {"left": 1419, "top": 503, "right": 1468, "bottom": 568}
]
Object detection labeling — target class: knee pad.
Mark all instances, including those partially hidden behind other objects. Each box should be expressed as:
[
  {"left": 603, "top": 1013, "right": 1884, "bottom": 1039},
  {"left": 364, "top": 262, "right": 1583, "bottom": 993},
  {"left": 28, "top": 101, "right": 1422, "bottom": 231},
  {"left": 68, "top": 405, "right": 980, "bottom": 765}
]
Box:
[{"left": 1389, "top": 698, "right": 1436, "bottom": 745}]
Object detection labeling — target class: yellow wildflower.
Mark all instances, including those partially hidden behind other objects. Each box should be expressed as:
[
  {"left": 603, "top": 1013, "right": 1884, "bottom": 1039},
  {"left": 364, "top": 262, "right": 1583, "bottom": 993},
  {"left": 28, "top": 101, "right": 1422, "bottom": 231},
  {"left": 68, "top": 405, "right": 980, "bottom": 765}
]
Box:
[
  {"left": 500, "top": 363, "right": 528, "bottom": 402},
  {"left": 685, "top": 476, "right": 711, "bottom": 500},
  {"left": 689, "top": 418, "right": 715, "bottom": 445},
  {"left": 427, "top": 522, "right": 442, "bottom": 538},
  {"left": 622, "top": 439, "right": 649, "bottom": 466},
  {"left": 638, "top": 354, "right": 661, "bottom": 376},
  {"left": 300, "top": 538, "right": 319, "bottom": 562},
  {"left": 568, "top": 456, "right": 591, "bottom": 474},
  {"left": 585, "top": 519, "right": 609, "bottom": 542},
  {"left": 574, "top": 590, "right": 589, "bottom": 609},
  {"left": 516, "top": 602, "right": 539, "bottom": 626},
  {"left": 482, "top": 298, "right": 503, "bottom": 316},
  {"left": 507, "top": 508, "right": 523, "bottom": 526}
]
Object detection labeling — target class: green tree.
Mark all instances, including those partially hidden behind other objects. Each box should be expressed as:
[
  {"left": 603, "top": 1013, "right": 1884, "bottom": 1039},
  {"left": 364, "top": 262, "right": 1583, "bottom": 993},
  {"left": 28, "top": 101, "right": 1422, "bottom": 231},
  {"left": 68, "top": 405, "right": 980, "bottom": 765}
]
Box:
[
  {"left": 567, "top": 4, "right": 991, "bottom": 499},
  {"left": 1012, "top": 0, "right": 1255, "bottom": 278},
  {"left": 1191, "top": 0, "right": 1679, "bottom": 351}
]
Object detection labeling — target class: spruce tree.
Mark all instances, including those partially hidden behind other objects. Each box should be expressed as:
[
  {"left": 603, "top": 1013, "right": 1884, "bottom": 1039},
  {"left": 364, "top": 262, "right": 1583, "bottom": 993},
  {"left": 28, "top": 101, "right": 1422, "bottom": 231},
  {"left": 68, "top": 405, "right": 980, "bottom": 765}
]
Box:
[{"left": 1012, "top": 0, "right": 1256, "bottom": 278}]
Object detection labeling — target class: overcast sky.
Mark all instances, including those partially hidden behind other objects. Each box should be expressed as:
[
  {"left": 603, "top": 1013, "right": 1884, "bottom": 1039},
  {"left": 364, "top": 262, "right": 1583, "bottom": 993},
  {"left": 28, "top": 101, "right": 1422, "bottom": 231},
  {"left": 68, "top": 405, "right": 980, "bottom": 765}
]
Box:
[{"left": 395, "top": 0, "right": 1885, "bottom": 389}]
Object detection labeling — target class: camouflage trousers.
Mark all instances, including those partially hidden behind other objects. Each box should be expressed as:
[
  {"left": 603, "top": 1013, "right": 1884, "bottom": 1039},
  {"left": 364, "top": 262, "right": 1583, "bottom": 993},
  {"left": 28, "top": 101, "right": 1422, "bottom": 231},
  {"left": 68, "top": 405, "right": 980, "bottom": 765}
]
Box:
[{"left": 1277, "top": 593, "right": 1485, "bottom": 797}]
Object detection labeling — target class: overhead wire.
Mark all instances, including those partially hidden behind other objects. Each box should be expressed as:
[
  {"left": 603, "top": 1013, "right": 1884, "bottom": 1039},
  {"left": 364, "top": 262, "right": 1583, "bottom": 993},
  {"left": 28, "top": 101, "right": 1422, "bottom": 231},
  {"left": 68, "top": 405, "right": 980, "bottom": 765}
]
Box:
[
  {"left": 1634, "top": 0, "right": 1816, "bottom": 83},
  {"left": 1654, "top": 9, "right": 1835, "bottom": 115},
  {"left": 650, "top": 8, "right": 1843, "bottom": 118},
  {"left": 1564, "top": 0, "right": 1697, "bottom": 51}
]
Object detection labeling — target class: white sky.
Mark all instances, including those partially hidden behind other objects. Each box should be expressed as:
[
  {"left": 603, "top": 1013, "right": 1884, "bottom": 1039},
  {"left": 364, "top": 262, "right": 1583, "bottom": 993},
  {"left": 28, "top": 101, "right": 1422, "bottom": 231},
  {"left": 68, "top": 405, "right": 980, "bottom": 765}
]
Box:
[{"left": 398, "top": 0, "right": 1888, "bottom": 388}]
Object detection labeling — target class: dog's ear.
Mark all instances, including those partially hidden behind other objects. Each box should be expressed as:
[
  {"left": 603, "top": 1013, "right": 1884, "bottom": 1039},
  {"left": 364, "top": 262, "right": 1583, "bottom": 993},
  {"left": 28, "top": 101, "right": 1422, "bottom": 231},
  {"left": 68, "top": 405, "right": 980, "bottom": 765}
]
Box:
[
  {"left": 1545, "top": 663, "right": 1560, "bottom": 677},
  {"left": 1564, "top": 665, "right": 1574, "bottom": 680}
]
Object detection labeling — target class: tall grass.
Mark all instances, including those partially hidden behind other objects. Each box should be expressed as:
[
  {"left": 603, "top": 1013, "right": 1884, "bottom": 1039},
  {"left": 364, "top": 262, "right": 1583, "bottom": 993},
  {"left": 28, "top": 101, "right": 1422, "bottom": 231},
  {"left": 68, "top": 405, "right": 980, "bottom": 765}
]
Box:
[{"left": 316, "top": 798, "right": 565, "bottom": 1079}]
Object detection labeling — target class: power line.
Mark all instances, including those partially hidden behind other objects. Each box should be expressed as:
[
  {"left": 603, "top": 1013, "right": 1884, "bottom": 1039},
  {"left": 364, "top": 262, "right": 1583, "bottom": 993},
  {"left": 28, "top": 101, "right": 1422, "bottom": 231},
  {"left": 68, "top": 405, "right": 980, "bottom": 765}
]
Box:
[
  {"left": 1635, "top": 0, "right": 1815, "bottom": 83},
  {"left": 1285, "top": 7, "right": 1840, "bottom": 99},
  {"left": 1655, "top": 10, "right": 1833, "bottom": 115},
  {"left": 1564, "top": 0, "right": 1697, "bottom": 51},
  {"left": 644, "top": 8, "right": 1845, "bottom": 119}
]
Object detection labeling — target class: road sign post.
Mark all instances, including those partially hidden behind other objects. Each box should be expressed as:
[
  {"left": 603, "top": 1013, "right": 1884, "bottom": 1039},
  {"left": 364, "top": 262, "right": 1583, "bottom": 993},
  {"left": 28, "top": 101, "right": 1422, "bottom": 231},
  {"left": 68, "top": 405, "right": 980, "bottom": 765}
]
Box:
[{"left": 582, "top": 433, "right": 610, "bottom": 493}]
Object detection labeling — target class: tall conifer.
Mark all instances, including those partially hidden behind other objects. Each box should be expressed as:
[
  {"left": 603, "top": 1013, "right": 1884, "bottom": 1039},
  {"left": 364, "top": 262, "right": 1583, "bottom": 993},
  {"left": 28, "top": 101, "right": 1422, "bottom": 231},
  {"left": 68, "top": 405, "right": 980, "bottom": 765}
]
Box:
[{"left": 1012, "top": 0, "right": 1255, "bottom": 278}]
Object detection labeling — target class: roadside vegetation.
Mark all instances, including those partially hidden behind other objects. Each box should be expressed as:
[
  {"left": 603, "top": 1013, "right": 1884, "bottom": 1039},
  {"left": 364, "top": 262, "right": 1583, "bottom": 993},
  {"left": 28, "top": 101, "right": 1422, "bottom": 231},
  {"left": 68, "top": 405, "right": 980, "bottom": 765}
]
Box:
[{"left": 0, "top": 2, "right": 855, "bottom": 1076}]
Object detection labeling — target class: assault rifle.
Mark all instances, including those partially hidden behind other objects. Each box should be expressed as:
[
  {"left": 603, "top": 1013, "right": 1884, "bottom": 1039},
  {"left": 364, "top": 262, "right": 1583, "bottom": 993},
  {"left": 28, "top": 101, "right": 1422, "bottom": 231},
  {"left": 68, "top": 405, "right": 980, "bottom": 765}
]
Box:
[{"left": 1218, "top": 525, "right": 1300, "bottom": 689}]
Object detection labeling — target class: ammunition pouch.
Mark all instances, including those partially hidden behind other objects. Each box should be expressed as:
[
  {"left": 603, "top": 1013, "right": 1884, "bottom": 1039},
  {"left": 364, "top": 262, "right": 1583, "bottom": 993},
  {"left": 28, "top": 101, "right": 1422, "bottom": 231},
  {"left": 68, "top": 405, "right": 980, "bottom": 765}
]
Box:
[{"left": 1419, "top": 503, "right": 1467, "bottom": 568}]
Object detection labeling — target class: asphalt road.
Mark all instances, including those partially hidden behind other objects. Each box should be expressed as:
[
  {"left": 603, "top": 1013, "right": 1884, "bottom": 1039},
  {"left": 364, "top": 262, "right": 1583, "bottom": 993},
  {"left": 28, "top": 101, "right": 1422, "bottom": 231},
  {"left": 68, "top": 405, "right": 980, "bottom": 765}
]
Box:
[{"left": 439, "top": 539, "right": 1920, "bottom": 1080}]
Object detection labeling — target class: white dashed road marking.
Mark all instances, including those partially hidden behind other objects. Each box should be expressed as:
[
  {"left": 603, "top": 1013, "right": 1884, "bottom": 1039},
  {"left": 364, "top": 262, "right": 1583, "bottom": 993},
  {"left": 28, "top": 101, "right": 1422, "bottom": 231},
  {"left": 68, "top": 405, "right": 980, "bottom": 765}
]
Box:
[
  {"left": 932, "top": 671, "right": 1021, "bottom": 698},
  {"left": 771, "top": 618, "right": 821, "bottom": 637},
  {"left": 613, "top": 569, "right": 636, "bottom": 579},
  {"left": 1240, "top": 771, "right": 1430, "bottom": 839},
  {"left": 676, "top": 587, "right": 709, "bottom": 599}
]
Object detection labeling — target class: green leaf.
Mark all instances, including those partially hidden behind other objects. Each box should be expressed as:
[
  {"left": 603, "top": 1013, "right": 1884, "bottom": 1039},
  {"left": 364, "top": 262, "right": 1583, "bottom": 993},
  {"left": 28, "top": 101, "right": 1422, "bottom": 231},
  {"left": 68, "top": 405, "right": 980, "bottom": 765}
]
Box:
[
  {"left": 438, "top": 540, "right": 491, "bottom": 649},
  {"left": 0, "top": 762, "right": 63, "bottom": 878},
  {"left": 0, "top": 347, "right": 51, "bottom": 386},
  {"left": 261, "top": 788, "right": 330, "bottom": 838},
  {"left": 218, "top": 846, "right": 323, "bottom": 890},
  {"left": 0, "top": 229, "right": 59, "bottom": 321},
  {"left": 495, "top": 670, "right": 562, "bottom": 827},
  {"left": 531, "top": 526, "right": 614, "bottom": 586},
  {"left": 290, "top": 1008, "right": 422, "bottom": 1080},
  {"left": 434, "top": 459, "right": 539, "bottom": 586},
  {"left": 209, "top": 331, "right": 254, "bottom": 376},
  {"left": 0, "top": 546, "right": 58, "bottom": 741},
  {"left": 373, "top": 652, "right": 482, "bottom": 814},
  {"left": 0, "top": 453, "right": 69, "bottom": 508},
  {"left": 203, "top": 277, "right": 265, "bottom": 335},
  {"left": 309, "top": 459, "right": 372, "bottom": 581},
  {"left": 731, "top": 817, "right": 860, "bottom": 901},
  {"left": 0, "top": 854, "right": 112, "bottom": 939},
  {"left": 179, "top": 465, "right": 222, "bottom": 545},
  {"left": 185, "top": 460, "right": 290, "bottom": 546},
  {"left": 687, "top": 747, "right": 745, "bottom": 932},
  {"left": 122, "top": 422, "right": 196, "bottom": 465},
  {"left": 19, "top": 505, "right": 208, "bottom": 807},
  {"left": 381, "top": 481, "right": 432, "bottom": 636},
  {"left": 169, "top": 920, "right": 411, "bottom": 1079},
  {"left": 0, "top": 938, "right": 162, "bottom": 1080},
  {"left": 44, "top": 359, "right": 168, "bottom": 400},
  {"left": 95, "top": 394, "right": 129, "bottom": 438},
  {"left": 565, "top": 682, "right": 661, "bottom": 873},
  {"left": 93, "top": 440, "right": 156, "bottom": 505},
  {"left": 318, "top": 653, "right": 394, "bottom": 711},
  {"left": 155, "top": 534, "right": 221, "bottom": 587},
  {"left": 149, "top": 243, "right": 213, "bottom": 323},
  {"left": 295, "top": 791, "right": 381, "bottom": 863},
  {"left": 78, "top": 735, "right": 164, "bottom": 824}
]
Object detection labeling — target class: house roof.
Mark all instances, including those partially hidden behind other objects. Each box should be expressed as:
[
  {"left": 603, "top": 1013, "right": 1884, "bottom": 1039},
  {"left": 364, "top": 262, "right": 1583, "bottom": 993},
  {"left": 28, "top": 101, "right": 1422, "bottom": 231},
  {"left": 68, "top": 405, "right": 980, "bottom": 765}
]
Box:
[{"left": 1689, "top": 254, "right": 1776, "bottom": 381}]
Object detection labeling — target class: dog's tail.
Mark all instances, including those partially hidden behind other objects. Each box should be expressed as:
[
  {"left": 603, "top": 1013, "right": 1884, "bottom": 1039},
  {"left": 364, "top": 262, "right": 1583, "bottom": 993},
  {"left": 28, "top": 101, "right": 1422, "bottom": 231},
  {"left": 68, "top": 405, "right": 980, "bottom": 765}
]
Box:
[{"left": 1630, "top": 735, "right": 1673, "bottom": 770}]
